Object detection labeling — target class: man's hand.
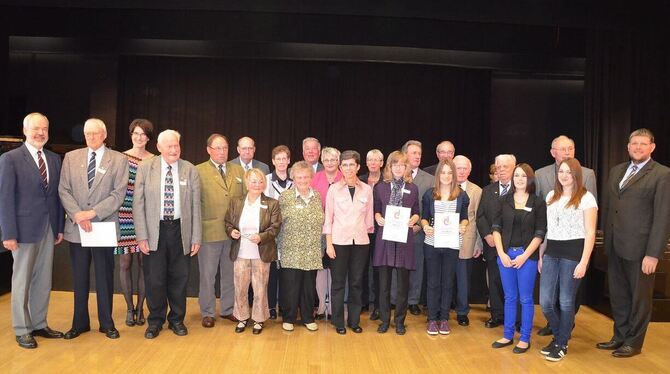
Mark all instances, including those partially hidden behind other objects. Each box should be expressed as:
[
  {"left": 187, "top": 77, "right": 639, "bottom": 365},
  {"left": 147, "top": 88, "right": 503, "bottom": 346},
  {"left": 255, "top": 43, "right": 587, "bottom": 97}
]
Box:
[
  {"left": 138, "top": 240, "right": 150, "bottom": 255},
  {"left": 73, "top": 210, "right": 96, "bottom": 225},
  {"left": 55, "top": 233, "right": 64, "bottom": 245},
  {"left": 78, "top": 220, "right": 93, "bottom": 232},
  {"left": 2, "top": 239, "right": 18, "bottom": 251},
  {"left": 190, "top": 244, "right": 201, "bottom": 256},
  {"left": 642, "top": 256, "right": 659, "bottom": 275}
]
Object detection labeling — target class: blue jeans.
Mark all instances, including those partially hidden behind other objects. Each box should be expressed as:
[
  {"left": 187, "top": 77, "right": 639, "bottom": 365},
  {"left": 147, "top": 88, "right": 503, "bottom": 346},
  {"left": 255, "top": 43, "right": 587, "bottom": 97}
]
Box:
[
  {"left": 497, "top": 247, "right": 538, "bottom": 343},
  {"left": 539, "top": 254, "right": 582, "bottom": 346},
  {"left": 424, "top": 244, "right": 459, "bottom": 321}
]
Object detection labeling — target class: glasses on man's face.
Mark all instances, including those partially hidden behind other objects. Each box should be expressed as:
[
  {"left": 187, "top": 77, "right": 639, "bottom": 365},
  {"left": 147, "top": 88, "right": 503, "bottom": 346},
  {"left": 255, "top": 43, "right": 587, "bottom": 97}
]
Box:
[
  {"left": 239, "top": 147, "right": 255, "bottom": 152},
  {"left": 553, "top": 147, "right": 574, "bottom": 153},
  {"left": 209, "top": 146, "right": 228, "bottom": 152}
]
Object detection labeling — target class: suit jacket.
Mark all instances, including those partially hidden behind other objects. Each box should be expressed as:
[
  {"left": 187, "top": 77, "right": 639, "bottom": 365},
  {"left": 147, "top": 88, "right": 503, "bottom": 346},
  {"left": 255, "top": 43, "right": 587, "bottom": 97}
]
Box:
[
  {"left": 230, "top": 157, "right": 270, "bottom": 175},
  {"left": 224, "top": 194, "right": 282, "bottom": 262},
  {"left": 477, "top": 181, "right": 506, "bottom": 244},
  {"left": 133, "top": 156, "right": 202, "bottom": 255},
  {"left": 423, "top": 163, "right": 439, "bottom": 175},
  {"left": 491, "top": 193, "right": 547, "bottom": 260},
  {"left": 461, "top": 181, "right": 483, "bottom": 259},
  {"left": 413, "top": 168, "right": 434, "bottom": 212},
  {"left": 604, "top": 159, "right": 670, "bottom": 261},
  {"left": 535, "top": 163, "right": 597, "bottom": 200},
  {"left": 58, "top": 147, "right": 128, "bottom": 243},
  {"left": 0, "top": 144, "right": 64, "bottom": 242},
  {"left": 196, "top": 160, "right": 246, "bottom": 242}
]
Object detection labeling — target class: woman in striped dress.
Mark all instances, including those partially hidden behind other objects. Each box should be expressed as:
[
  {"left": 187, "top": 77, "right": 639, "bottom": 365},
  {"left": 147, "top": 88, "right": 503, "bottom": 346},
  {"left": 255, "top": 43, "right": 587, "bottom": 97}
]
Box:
[{"left": 115, "top": 119, "right": 154, "bottom": 327}]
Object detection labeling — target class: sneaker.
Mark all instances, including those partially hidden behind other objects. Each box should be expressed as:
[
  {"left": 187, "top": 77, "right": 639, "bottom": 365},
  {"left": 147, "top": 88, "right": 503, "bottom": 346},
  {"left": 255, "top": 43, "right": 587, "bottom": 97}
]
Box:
[
  {"left": 282, "top": 323, "right": 294, "bottom": 331},
  {"left": 304, "top": 322, "right": 318, "bottom": 331},
  {"left": 438, "top": 320, "right": 451, "bottom": 335},
  {"left": 427, "top": 320, "right": 439, "bottom": 335},
  {"left": 546, "top": 345, "right": 568, "bottom": 362},
  {"left": 540, "top": 338, "right": 557, "bottom": 355}
]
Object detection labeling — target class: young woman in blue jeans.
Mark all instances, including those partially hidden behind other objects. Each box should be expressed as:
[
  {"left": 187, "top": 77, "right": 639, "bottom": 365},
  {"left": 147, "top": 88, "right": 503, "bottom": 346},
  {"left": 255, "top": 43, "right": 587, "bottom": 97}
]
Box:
[
  {"left": 491, "top": 163, "right": 546, "bottom": 353},
  {"left": 539, "top": 158, "right": 597, "bottom": 362}
]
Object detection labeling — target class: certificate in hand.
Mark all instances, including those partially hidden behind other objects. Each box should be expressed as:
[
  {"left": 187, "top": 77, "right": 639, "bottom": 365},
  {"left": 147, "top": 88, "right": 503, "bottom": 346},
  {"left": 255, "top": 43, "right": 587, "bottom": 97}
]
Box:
[
  {"left": 382, "top": 205, "right": 411, "bottom": 243},
  {"left": 78, "top": 222, "right": 118, "bottom": 247},
  {"left": 433, "top": 212, "right": 460, "bottom": 249}
]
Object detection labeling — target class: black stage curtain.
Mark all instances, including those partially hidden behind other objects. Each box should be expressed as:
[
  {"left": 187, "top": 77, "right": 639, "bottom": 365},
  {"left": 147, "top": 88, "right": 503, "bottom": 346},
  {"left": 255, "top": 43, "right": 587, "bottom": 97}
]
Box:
[{"left": 116, "top": 56, "right": 491, "bottom": 185}]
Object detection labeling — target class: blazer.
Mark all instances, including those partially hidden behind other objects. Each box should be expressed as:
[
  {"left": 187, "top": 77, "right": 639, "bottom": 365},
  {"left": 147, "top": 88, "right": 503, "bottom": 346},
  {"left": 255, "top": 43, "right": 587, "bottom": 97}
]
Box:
[
  {"left": 323, "top": 179, "right": 374, "bottom": 245},
  {"left": 0, "top": 144, "right": 64, "bottom": 242},
  {"left": 535, "top": 162, "right": 597, "bottom": 200},
  {"left": 421, "top": 188, "right": 470, "bottom": 226},
  {"left": 196, "top": 160, "right": 246, "bottom": 242},
  {"left": 413, "top": 168, "right": 435, "bottom": 212},
  {"left": 423, "top": 163, "right": 439, "bottom": 176},
  {"left": 58, "top": 147, "right": 128, "bottom": 243},
  {"left": 491, "top": 193, "right": 547, "bottom": 260},
  {"left": 461, "top": 181, "right": 483, "bottom": 259},
  {"left": 604, "top": 159, "right": 670, "bottom": 261},
  {"left": 230, "top": 157, "right": 270, "bottom": 175},
  {"left": 224, "top": 194, "right": 282, "bottom": 262},
  {"left": 477, "top": 181, "right": 506, "bottom": 242},
  {"left": 133, "top": 156, "right": 202, "bottom": 255}
]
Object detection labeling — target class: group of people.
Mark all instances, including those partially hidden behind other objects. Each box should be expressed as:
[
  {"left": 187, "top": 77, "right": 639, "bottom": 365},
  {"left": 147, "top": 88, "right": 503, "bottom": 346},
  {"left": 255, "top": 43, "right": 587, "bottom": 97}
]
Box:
[{"left": 1, "top": 113, "right": 668, "bottom": 363}]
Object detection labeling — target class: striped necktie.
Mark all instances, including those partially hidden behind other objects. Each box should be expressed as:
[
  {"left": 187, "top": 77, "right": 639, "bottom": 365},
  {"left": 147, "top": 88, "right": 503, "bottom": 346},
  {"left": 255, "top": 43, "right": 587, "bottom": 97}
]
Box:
[
  {"left": 619, "top": 165, "right": 639, "bottom": 190},
  {"left": 87, "top": 152, "right": 96, "bottom": 189},
  {"left": 37, "top": 150, "right": 48, "bottom": 189},
  {"left": 500, "top": 183, "right": 509, "bottom": 196}
]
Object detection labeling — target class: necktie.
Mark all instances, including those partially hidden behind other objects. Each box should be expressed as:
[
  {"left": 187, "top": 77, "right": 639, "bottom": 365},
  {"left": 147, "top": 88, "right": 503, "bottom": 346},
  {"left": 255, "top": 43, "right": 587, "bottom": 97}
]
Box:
[
  {"left": 219, "top": 164, "right": 228, "bottom": 189},
  {"left": 37, "top": 150, "right": 48, "bottom": 189},
  {"left": 501, "top": 183, "right": 509, "bottom": 196},
  {"left": 244, "top": 163, "right": 250, "bottom": 171},
  {"left": 87, "top": 152, "right": 96, "bottom": 189},
  {"left": 164, "top": 165, "right": 174, "bottom": 220},
  {"left": 619, "top": 165, "right": 639, "bottom": 190}
]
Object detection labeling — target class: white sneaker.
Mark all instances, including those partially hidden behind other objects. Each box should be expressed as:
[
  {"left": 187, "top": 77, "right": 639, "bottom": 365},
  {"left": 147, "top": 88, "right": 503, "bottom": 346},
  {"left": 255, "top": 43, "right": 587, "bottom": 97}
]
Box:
[
  {"left": 282, "top": 322, "right": 294, "bottom": 331},
  {"left": 305, "top": 322, "right": 318, "bottom": 331}
]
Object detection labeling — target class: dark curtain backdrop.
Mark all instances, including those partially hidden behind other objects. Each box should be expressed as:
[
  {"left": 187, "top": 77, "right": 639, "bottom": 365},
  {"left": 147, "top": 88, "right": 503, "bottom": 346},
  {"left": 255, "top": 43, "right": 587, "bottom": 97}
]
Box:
[{"left": 116, "top": 57, "right": 491, "bottom": 185}]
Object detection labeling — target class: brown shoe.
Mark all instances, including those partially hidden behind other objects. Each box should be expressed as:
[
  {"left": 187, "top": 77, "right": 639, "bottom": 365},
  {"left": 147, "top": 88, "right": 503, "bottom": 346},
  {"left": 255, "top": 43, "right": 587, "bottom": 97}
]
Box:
[
  {"left": 221, "top": 314, "right": 239, "bottom": 323},
  {"left": 202, "top": 316, "right": 215, "bottom": 328}
]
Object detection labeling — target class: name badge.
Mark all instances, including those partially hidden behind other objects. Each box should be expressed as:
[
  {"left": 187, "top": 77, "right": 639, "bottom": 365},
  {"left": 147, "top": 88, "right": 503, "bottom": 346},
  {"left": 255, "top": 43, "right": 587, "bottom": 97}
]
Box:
[
  {"left": 260, "top": 204, "right": 268, "bottom": 209},
  {"left": 523, "top": 207, "right": 532, "bottom": 212},
  {"left": 97, "top": 167, "right": 107, "bottom": 174},
  {"left": 180, "top": 179, "right": 188, "bottom": 186},
  {"left": 402, "top": 188, "right": 411, "bottom": 194}
]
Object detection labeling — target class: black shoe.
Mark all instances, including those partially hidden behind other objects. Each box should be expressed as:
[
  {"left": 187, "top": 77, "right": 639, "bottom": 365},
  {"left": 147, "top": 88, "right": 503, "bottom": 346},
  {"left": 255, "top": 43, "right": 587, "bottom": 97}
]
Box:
[
  {"left": 348, "top": 325, "right": 363, "bottom": 333},
  {"left": 168, "top": 322, "right": 188, "bottom": 336},
  {"left": 513, "top": 342, "right": 530, "bottom": 354},
  {"left": 269, "top": 309, "right": 277, "bottom": 320},
  {"left": 98, "top": 327, "right": 120, "bottom": 339},
  {"left": 457, "top": 315, "right": 469, "bottom": 326},
  {"left": 377, "top": 323, "right": 389, "bottom": 333},
  {"left": 612, "top": 345, "right": 641, "bottom": 358},
  {"left": 597, "top": 339, "right": 624, "bottom": 350},
  {"left": 484, "top": 318, "right": 503, "bottom": 328},
  {"left": 315, "top": 313, "right": 328, "bottom": 321},
  {"left": 541, "top": 338, "right": 557, "bottom": 355},
  {"left": 144, "top": 325, "right": 161, "bottom": 339},
  {"left": 63, "top": 327, "right": 90, "bottom": 340},
  {"left": 125, "top": 309, "right": 135, "bottom": 327},
  {"left": 252, "top": 322, "right": 264, "bottom": 335},
  {"left": 136, "top": 309, "right": 146, "bottom": 326},
  {"left": 537, "top": 324, "right": 553, "bottom": 336},
  {"left": 370, "top": 309, "right": 380, "bottom": 321},
  {"left": 491, "top": 339, "right": 514, "bottom": 348},
  {"left": 361, "top": 305, "right": 370, "bottom": 313},
  {"left": 16, "top": 334, "right": 37, "bottom": 349},
  {"left": 336, "top": 327, "right": 347, "bottom": 335},
  {"left": 396, "top": 324, "right": 406, "bottom": 335},
  {"left": 235, "top": 320, "right": 248, "bottom": 333},
  {"left": 408, "top": 304, "right": 421, "bottom": 315},
  {"left": 32, "top": 326, "right": 64, "bottom": 339}
]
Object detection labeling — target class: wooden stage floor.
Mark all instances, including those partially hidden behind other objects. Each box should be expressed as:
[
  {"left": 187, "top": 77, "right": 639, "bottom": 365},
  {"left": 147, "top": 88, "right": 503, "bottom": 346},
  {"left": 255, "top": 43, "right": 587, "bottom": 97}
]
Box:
[{"left": 1, "top": 291, "right": 668, "bottom": 373}]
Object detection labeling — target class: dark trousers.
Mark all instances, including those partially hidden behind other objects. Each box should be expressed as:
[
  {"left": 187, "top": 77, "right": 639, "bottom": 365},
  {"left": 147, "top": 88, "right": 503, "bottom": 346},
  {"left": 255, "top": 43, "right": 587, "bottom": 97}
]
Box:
[
  {"left": 484, "top": 245, "right": 504, "bottom": 320},
  {"left": 143, "top": 220, "right": 190, "bottom": 328},
  {"left": 378, "top": 266, "right": 409, "bottom": 325},
  {"left": 455, "top": 258, "right": 472, "bottom": 316},
  {"left": 69, "top": 243, "right": 115, "bottom": 330},
  {"left": 361, "top": 233, "right": 380, "bottom": 310},
  {"left": 280, "top": 268, "right": 317, "bottom": 324},
  {"left": 425, "top": 244, "right": 459, "bottom": 321},
  {"left": 267, "top": 261, "right": 280, "bottom": 311},
  {"left": 330, "top": 244, "right": 369, "bottom": 329},
  {"left": 608, "top": 252, "right": 655, "bottom": 349}
]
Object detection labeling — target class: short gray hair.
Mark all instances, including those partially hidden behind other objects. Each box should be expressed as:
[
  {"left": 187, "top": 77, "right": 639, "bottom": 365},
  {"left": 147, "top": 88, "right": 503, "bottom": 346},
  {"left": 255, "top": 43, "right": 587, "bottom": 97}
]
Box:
[
  {"left": 23, "top": 112, "right": 48, "bottom": 129},
  {"left": 157, "top": 129, "right": 181, "bottom": 145},
  {"left": 84, "top": 118, "right": 107, "bottom": 134},
  {"left": 302, "top": 137, "right": 321, "bottom": 149},
  {"left": 290, "top": 160, "right": 315, "bottom": 179},
  {"left": 401, "top": 140, "right": 422, "bottom": 153},
  {"left": 366, "top": 149, "right": 384, "bottom": 161},
  {"left": 321, "top": 147, "right": 341, "bottom": 162},
  {"left": 551, "top": 135, "right": 575, "bottom": 148},
  {"left": 453, "top": 155, "right": 472, "bottom": 169},
  {"left": 495, "top": 154, "right": 516, "bottom": 166}
]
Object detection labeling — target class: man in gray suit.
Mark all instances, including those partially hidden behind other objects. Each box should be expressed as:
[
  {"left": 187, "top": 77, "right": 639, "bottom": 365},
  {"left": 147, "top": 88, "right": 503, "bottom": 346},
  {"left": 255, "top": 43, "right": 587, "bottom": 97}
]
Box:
[
  {"left": 302, "top": 137, "right": 324, "bottom": 173},
  {"left": 58, "top": 118, "right": 128, "bottom": 340},
  {"left": 134, "top": 129, "right": 202, "bottom": 339},
  {"left": 597, "top": 128, "right": 670, "bottom": 358},
  {"left": 0, "top": 113, "right": 65, "bottom": 348},
  {"left": 535, "top": 135, "right": 597, "bottom": 336},
  {"left": 231, "top": 136, "right": 270, "bottom": 174},
  {"left": 423, "top": 140, "right": 456, "bottom": 175},
  {"left": 402, "top": 140, "right": 434, "bottom": 315}
]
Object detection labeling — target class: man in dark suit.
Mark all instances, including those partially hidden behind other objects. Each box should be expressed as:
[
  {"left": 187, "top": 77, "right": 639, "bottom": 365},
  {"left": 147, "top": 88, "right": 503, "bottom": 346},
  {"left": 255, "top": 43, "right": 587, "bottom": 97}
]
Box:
[
  {"left": 597, "top": 128, "right": 670, "bottom": 358},
  {"left": 423, "top": 140, "right": 455, "bottom": 175},
  {"left": 231, "top": 136, "right": 270, "bottom": 174},
  {"left": 477, "top": 154, "right": 516, "bottom": 328},
  {"left": 0, "top": 112, "right": 65, "bottom": 349}
]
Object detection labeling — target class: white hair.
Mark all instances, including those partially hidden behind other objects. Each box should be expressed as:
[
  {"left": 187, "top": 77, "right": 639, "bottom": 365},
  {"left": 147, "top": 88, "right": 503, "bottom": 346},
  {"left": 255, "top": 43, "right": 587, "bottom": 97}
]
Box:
[
  {"left": 157, "top": 129, "right": 181, "bottom": 145},
  {"left": 366, "top": 149, "right": 384, "bottom": 161},
  {"left": 551, "top": 135, "right": 574, "bottom": 148},
  {"left": 401, "top": 140, "right": 422, "bottom": 153},
  {"left": 84, "top": 118, "right": 107, "bottom": 134},
  {"left": 436, "top": 140, "right": 455, "bottom": 152},
  {"left": 23, "top": 112, "right": 48, "bottom": 129},
  {"left": 302, "top": 137, "right": 321, "bottom": 149},
  {"left": 321, "top": 147, "right": 341, "bottom": 161},
  {"left": 453, "top": 155, "right": 472, "bottom": 169},
  {"left": 495, "top": 154, "right": 516, "bottom": 166}
]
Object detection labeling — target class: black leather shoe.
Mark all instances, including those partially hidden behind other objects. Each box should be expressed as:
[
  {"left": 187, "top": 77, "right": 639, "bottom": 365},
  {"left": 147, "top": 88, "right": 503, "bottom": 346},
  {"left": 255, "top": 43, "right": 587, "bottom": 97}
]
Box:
[
  {"left": 336, "top": 327, "right": 347, "bottom": 335},
  {"left": 348, "top": 325, "right": 363, "bottom": 333},
  {"left": 136, "top": 310, "right": 146, "bottom": 326},
  {"left": 491, "top": 339, "right": 514, "bottom": 348},
  {"left": 484, "top": 318, "right": 503, "bottom": 328},
  {"left": 513, "top": 343, "right": 530, "bottom": 354},
  {"left": 370, "top": 309, "right": 380, "bottom": 321},
  {"left": 252, "top": 322, "right": 264, "bottom": 335},
  {"left": 269, "top": 309, "right": 277, "bottom": 320},
  {"left": 396, "top": 324, "right": 406, "bottom": 335},
  {"left": 597, "top": 339, "right": 624, "bottom": 350},
  {"left": 612, "top": 345, "right": 641, "bottom": 358},
  {"left": 99, "top": 327, "right": 120, "bottom": 339},
  {"left": 168, "top": 322, "right": 188, "bottom": 336},
  {"left": 537, "top": 324, "right": 553, "bottom": 336},
  {"left": 16, "top": 334, "right": 37, "bottom": 349},
  {"left": 63, "top": 327, "right": 90, "bottom": 340},
  {"left": 125, "top": 309, "right": 136, "bottom": 327},
  {"left": 457, "top": 315, "right": 469, "bottom": 326},
  {"left": 408, "top": 304, "right": 421, "bottom": 315},
  {"left": 377, "top": 323, "right": 389, "bottom": 333},
  {"left": 361, "top": 305, "right": 370, "bottom": 313},
  {"left": 32, "top": 326, "right": 64, "bottom": 339},
  {"left": 144, "top": 326, "right": 161, "bottom": 339}
]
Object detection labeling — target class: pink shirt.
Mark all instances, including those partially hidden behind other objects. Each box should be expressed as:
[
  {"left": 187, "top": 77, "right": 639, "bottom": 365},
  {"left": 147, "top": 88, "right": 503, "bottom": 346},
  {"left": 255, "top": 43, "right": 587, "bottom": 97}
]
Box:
[
  {"left": 311, "top": 170, "right": 343, "bottom": 209},
  {"left": 323, "top": 179, "right": 374, "bottom": 245}
]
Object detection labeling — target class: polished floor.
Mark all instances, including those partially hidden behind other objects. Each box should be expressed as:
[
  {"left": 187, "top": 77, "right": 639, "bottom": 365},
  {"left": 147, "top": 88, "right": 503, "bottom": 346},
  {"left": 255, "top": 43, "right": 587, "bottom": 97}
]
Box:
[{"left": 1, "top": 291, "right": 669, "bottom": 373}]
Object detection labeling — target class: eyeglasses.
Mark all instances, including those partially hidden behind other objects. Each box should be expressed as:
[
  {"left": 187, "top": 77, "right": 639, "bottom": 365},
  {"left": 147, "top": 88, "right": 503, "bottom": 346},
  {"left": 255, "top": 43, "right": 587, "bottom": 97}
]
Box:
[
  {"left": 323, "top": 158, "right": 339, "bottom": 164},
  {"left": 553, "top": 147, "right": 575, "bottom": 153},
  {"left": 239, "top": 147, "right": 255, "bottom": 151},
  {"left": 208, "top": 146, "right": 228, "bottom": 152},
  {"left": 131, "top": 132, "right": 147, "bottom": 137}
]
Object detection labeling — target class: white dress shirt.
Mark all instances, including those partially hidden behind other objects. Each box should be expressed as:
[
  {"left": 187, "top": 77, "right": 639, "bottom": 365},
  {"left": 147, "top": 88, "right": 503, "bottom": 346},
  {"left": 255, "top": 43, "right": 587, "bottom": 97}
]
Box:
[{"left": 24, "top": 142, "right": 49, "bottom": 183}]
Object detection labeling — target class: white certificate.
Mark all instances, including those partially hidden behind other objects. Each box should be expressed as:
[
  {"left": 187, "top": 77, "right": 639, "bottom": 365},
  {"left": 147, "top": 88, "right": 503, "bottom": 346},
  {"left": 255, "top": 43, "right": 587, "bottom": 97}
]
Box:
[
  {"left": 382, "top": 205, "right": 411, "bottom": 243},
  {"left": 433, "top": 212, "right": 460, "bottom": 249},
  {"left": 78, "top": 222, "right": 118, "bottom": 247}
]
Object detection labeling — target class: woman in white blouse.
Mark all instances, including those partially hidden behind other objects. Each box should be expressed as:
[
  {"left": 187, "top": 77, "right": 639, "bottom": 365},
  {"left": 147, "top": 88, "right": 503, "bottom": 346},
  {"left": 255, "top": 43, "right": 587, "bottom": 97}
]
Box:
[{"left": 539, "top": 158, "right": 597, "bottom": 362}]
